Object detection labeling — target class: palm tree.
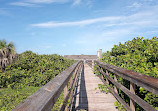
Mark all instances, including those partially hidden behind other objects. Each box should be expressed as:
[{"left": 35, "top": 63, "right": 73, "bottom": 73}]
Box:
[{"left": 0, "top": 40, "right": 16, "bottom": 72}]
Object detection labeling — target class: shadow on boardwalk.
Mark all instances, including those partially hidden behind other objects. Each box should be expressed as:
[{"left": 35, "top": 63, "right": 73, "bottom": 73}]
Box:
[{"left": 72, "top": 64, "right": 88, "bottom": 111}]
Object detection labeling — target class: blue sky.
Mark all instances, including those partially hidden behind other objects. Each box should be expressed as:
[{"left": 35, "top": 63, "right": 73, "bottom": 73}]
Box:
[{"left": 0, "top": 0, "right": 158, "bottom": 55}]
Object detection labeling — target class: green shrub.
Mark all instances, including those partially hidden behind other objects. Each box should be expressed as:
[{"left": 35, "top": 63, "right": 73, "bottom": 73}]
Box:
[
  {"left": 101, "top": 37, "right": 158, "bottom": 110},
  {"left": 0, "top": 51, "right": 74, "bottom": 110}
]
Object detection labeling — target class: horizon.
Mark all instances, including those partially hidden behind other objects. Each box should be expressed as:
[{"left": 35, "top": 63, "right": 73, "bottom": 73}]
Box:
[{"left": 0, "top": 0, "right": 158, "bottom": 55}]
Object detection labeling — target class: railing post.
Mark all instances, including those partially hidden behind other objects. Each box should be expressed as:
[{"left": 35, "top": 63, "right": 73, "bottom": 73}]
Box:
[
  {"left": 64, "top": 84, "right": 68, "bottom": 99},
  {"left": 114, "top": 74, "right": 118, "bottom": 94},
  {"left": 69, "top": 75, "right": 73, "bottom": 109},
  {"left": 92, "top": 60, "right": 94, "bottom": 69},
  {"left": 70, "top": 76, "right": 73, "bottom": 87},
  {"left": 100, "top": 68, "right": 104, "bottom": 80},
  {"left": 73, "top": 66, "right": 77, "bottom": 79},
  {"left": 130, "top": 82, "right": 135, "bottom": 111},
  {"left": 64, "top": 84, "right": 68, "bottom": 111},
  {"left": 106, "top": 69, "right": 109, "bottom": 84}
]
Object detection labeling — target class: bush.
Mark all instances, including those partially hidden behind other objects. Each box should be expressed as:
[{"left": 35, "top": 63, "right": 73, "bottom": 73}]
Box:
[
  {"left": 101, "top": 37, "right": 158, "bottom": 110},
  {"left": 0, "top": 51, "right": 75, "bottom": 110}
]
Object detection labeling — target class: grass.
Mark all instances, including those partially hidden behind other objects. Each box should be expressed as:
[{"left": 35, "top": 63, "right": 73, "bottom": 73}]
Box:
[{"left": 0, "top": 86, "right": 40, "bottom": 111}]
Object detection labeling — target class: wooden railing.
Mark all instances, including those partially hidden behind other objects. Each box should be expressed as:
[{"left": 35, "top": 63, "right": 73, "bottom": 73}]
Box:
[
  {"left": 12, "top": 60, "right": 83, "bottom": 111},
  {"left": 86, "top": 60, "right": 94, "bottom": 68},
  {"left": 86, "top": 60, "right": 92, "bottom": 67},
  {"left": 94, "top": 61, "right": 158, "bottom": 111}
]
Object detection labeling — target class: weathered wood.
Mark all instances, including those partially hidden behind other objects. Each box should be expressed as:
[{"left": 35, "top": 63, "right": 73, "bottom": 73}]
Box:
[
  {"left": 67, "top": 69, "right": 81, "bottom": 111},
  {"left": 100, "top": 69, "right": 156, "bottom": 111},
  {"left": 106, "top": 69, "right": 109, "bottom": 85},
  {"left": 96, "top": 61, "right": 158, "bottom": 95},
  {"left": 86, "top": 60, "right": 92, "bottom": 68},
  {"left": 101, "top": 68, "right": 104, "bottom": 80},
  {"left": 59, "top": 63, "right": 82, "bottom": 111},
  {"left": 130, "top": 82, "right": 135, "bottom": 111},
  {"left": 12, "top": 61, "right": 82, "bottom": 111},
  {"left": 70, "top": 76, "right": 73, "bottom": 87},
  {"left": 12, "top": 59, "right": 158, "bottom": 111},
  {"left": 114, "top": 74, "right": 118, "bottom": 94},
  {"left": 64, "top": 85, "right": 68, "bottom": 99},
  {"left": 73, "top": 64, "right": 117, "bottom": 111},
  {"left": 109, "top": 86, "right": 132, "bottom": 111},
  {"left": 64, "top": 84, "right": 68, "bottom": 111},
  {"left": 98, "top": 74, "right": 132, "bottom": 111}
]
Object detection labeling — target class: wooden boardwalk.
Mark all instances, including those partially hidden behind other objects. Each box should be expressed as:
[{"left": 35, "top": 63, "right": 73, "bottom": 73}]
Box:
[
  {"left": 72, "top": 64, "right": 118, "bottom": 111},
  {"left": 12, "top": 60, "right": 158, "bottom": 111}
]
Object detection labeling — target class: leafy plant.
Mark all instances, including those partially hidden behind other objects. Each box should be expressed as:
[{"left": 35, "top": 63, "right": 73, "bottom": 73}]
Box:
[
  {"left": 114, "top": 101, "right": 126, "bottom": 111},
  {"left": 95, "top": 84, "right": 110, "bottom": 93},
  {"left": 0, "top": 51, "right": 75, "bottom": 110},
  {"left": 101, "top": 37, "right": 158, "bottom": 110}
]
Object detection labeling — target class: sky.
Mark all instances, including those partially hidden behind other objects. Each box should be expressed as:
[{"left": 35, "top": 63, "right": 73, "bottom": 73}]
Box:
[{"left": 0, "top": 0, "right": 158, "bottom": 55}]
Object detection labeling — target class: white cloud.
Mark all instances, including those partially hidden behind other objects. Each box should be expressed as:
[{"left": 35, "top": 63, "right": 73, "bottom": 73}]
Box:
[
  {"left": 31, "top": 16, "right": 122, "bottom": 27},
  {"left": 27, "top": 0, "right": 68, "bottom": 4},
  {"left": 128, "top": 2, "right": 142, "bottom": 8},
  {"left": 105, "top": 10, "right": 158, "bottom": 28},
  {"left": 142, "top": 0, "right": 153, "bottom": 1},
  {"left": 72, "top": 0, "right": 82, "bottom": 6},
  {"left": 72, "top": 0, "right": 93, "bottom": 7},
  {"left": 10, "top": 0, "right": 69, "bottom": 7},
  {"left": 29, "top": 3, "right": 158, "bottom": 54},
  {"left": 10, "top": 0, "right": 93, "bottom": 7},
  {"left": 31, "top": 9, "right": 158, "bottom": 28},
  {"left": 127, "top": 0, "right": 158, "bottom": 11},
  {"left": 105, "top": 21, "right": 152, "bottom": 27},
  {"left": 10, "top": 2, "right": 38, "bottom": 7},
  {"left": 72, "top": 5, "right": 158, "bottom": 53},
  {"left": 86, "top": 0, "right": 93, "bottom": 8}
]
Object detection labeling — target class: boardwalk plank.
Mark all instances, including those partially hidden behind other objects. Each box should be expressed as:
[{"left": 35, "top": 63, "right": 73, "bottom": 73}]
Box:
[{"left": 73, "top": 64, "right": 118, "bottom": 111}]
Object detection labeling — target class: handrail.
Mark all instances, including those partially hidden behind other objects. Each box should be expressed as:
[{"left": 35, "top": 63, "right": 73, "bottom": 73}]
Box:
[
  {"left": 94, "top": 61, "right": 158, "bottom": 111},
  {"left": 86, "top": 60, "right": 92, "bottom": 67},
  {"left": 12, "top": 60, "right": 83, "bottom": 111}
]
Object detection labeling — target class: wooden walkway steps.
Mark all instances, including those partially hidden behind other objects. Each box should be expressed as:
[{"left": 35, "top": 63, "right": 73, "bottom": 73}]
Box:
[{"left": 72, "top": 64, "right": 118, "bottom": 111}]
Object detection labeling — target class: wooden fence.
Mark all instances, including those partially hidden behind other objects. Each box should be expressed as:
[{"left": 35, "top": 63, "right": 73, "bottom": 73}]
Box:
[
  {"left": 12, "top": 60, "right": 83, "bottom": 111},
  {"left": 86, "top": 60, "right": 94, "bottom": 68},
  {"left": 94, "top": 61, "right": 158, "bottom": 111}
]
